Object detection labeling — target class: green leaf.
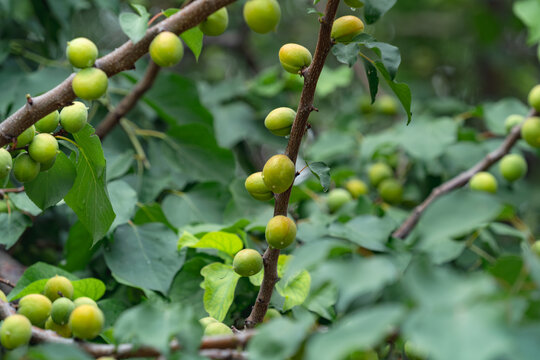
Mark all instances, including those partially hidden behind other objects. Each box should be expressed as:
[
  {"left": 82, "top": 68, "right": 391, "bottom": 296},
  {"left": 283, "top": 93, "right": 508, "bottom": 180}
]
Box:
[
  {"left": 9, "top": 192, "right": 42, "bottom": 216},
  {"left": 64, "top": 124, "right": 115, "bottom": 245},
  {"left": 364, "top": 42, "right": 401, "bottom": 80},
  {"left": 169, "top": 257, "right": 213, "bottom": 318},
  {"left": 119, "top": 4, "right": 150, "bottom": 44},
  {"left": 200, "top": 262, "right": 241, "bottom": 321},
  {"left": 332, "top": 43, "right": 360, "bottom": 67},
  {"left": 329, "top": 215, "right": 395, "bottom": 251},
  {"left": 363, "top": 58, "right": 379, "bottom": 103},
  {"left": 180, "top": 27, "right": 204, "bottom": 61},
  {"left": 0, "top": 211, "right": 31, "bottom": 249},
  {"left": 191, "top": 231, "right": 244, "bottom": 260},
  {"left": 72, "top": 278, "right": 106, "bottom": 300},
  {"left": 364, "top": 0, "right": 397, "bottom": 24},
  {"left": 522, "top": 242, "right": 540, "bottom": 287},
  {"left": 8, "top": 263, "right": 77, "bottom": 301},
  {"left": 514, "top": 0, "right": 540, "bottom": 45},
  {"left": 308, "top": 161, "right": 331, "bottom": 192},
  {"left": 212, "top": 103, "right": 256, "bottom": 148},
  {"left": 276, "top": 255, "right": 311, "bottom": 311},
  {"left": 104, "top": 223, "right": 185, "bottom": 293},
  {"left": 374, "top": 60, "right": 412, "bottom": 123},
  {"left": 107, "top": 180, "right": 137, "bottom": 233},
  {"left": 64, "top": 221, "right": 95, "bottom": 272},
  {"left": 483, "top": 98, "right": 528, "bottom": 135},
  {"left": 316, "top": 66, "right": 353, "bottom": 97},
  {"left": 25, "top": 151, "right": 76, "bottom": 210}
]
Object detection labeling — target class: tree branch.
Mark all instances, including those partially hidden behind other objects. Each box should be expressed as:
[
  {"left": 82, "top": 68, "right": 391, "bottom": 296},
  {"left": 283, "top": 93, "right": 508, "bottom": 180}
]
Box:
[
  {"left": 244, "top": 0, "right": 341, "bottom": 327},
  {"left": 392, "top": 109, "right": 535, "bottom": 239},
  {"left": 0, "top": 0, "right": 237, "bottom": 147}
]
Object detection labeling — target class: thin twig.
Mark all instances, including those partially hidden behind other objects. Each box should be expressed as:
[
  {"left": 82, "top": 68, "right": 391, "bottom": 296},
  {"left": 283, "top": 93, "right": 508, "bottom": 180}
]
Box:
[
  {"left": 0, "top": 186, "right": 25, "bottom": 199},
  {"left": 0, "top": 278, "right": 16, "bottom": 288},
  {"left": 244, "top": 0, "right": 341, "bottom": 328}
]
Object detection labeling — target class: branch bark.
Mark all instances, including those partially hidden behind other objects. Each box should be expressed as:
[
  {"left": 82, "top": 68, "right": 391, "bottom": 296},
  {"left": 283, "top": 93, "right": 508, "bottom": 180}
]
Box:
[
  {"left": 0, "top": 0, "right": 237, "bottom": 147},
  {"left": 392, "top": 109, "right": 535, "bottom": 239},
  {"left": 244, "top": 0, "right": 341, "bottom": 327}
]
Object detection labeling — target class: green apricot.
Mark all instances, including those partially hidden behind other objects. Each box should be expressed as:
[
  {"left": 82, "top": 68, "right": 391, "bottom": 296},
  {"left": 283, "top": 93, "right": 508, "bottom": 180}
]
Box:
[
  {"left": 0, "top": 289, "right": 6, "bottom": 302},
  {"left": 16, "top": 125, "right": 36, "bottom": 147},
  {"left": 45, "top": 316, "right": 72, "bottom": 338},
  {"left": 204, "top": 322, "right": 232, "bottom": 336},
  {"left": 404, "top": 341, "right": 429, "bottom": 360},
  {"left": 264, "top": 107, "right": 296, "bottom": 136},
  {"left": 265, "top": 215, "right": 296, "bottom": 249},
  {"left": 262, "top": 154, "right": 296, "bottom": 194},
  {"left": 149, "top": 31, "right": 184, "bottom": 67},
  {"left": 378, "top": 178, "right": 403, "bottom": 204},
  {"left": 51, "top": 297, "right": 75, "bottom": 325},
  {"left": 72, "top": 67, "right": 108, "bottom": 100},
  {"left": 233, "top": 249, "right": 263, "bottom": 277},
  {"left": 327, "top": 188, "right": 352, "bottom": 213},
  {"left": 504, "top": 114, "right": 524, "bottom": 134},
  {"left": 0, "top": 199, "right": 12, "bottom": 213},
  {"left": 521, "top": 116, "right": 540, "bottom": 148},
  {"left": 358, "top": 95, "right": 375, "bottom": 114},
  {"left": 263, "top": 308, "right": 281, "bottom": 322},
  {"left": 331, "top": 16, "right": 364, "bottom": 43},
  {"left": 200, "top": 8, "right": 229, "bottom": 36},
  {"left": 18, "top": 293, "right": 52, "bottom": 327},
  {"left": 73, "top": 297, "right": 97, "bottom": 308},
  {"left": 0, "top": 314, "right": 32, "bottom": 349},
  {"left": 279, "top": 43, "right": 312, "bottom": 74},
  {"left": 528, "top": 84, "right": 540, "bottom": 112},
  {"left": 13, "top": 152, "right": 40, "bottom": 183},
  {"left": 44, "top": 275, "right": 74, "bottom": 301},
  {"left": 60, "top": 101, "right": 88, "bottom": 133},
  {"left": 35, "top": 110, "right": 60, "bottom": 133},
  {"left": 368, "top": 162, "right": 393, "bottom": 186},
  {"left": 376, "top": 95, "right": 398, "bottom": 115},
  {"left": 243, "top": 0, "right": 281, "bottom": 34},
  {"left": 345, "top": 178, "right": 368, "bottom": 198},
  {"left": 66, "top": 37, "right": 98, "bottom": 68},
  {"left": 68, "top": 304, "right": 104, "bottom": 340},
  {"left": 344, "top": 0, "right": 364, "bottom": 8},
  {"left": 499, "top": 154, "right": 527, "bottom": 182},
  {"left": 199, "top": 316, "right": 219, "bottom": 329},
  {"left": 532, "top": 240, "right": 540, "bottom": 256},
  {"left": 469, "top": 172, "right": 497, "bottom": 193},
  {"left": 28, "top": 133, "right": 59, "bottom": 164},
  {"left": 245, "top": 172, "right": 273, "bottom": 201},
  {"left": 0, "top": 148, "right": 13, "bottom": 178}
]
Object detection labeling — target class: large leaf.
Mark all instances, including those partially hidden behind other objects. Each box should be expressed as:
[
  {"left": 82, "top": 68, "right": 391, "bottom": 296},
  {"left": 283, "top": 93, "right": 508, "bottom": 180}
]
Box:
[
  {"left": 483, "top": 98, "right": 528, "bottom": 135},
  {"left": 64, "top": 124, "right": 115, "bottom": 244},
  {"left": 329, "top": 215, "right": 395, "bottom": 251},
  {"left": 276, "top": 255, "right": 311, "bottom": 311},
  {"left": 0, "top": 211, "right": 31, "bottom": 249},
  {"left": 200, "top": 262, "right": 241, "bottom": 321},
  {"left": 180, "top": 231, "right": 243, "bottom": 261},
  {"left": 107, "top": 180, "right": 137, "bottom": 233},
  {"left": 118, "top": 4, "right": 149, "bottom": 44},
  {"left": 374, "top": 61, "right": 412, "bottom": 123}
]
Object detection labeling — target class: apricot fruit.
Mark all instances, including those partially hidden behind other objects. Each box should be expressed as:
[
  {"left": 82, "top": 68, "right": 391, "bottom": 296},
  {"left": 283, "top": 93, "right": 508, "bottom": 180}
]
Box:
[
  {"left": 68, "top": 304, "right": 104, "bottom": 340},
  {"left": 368, "top": 162, "right": 393, "bottom": 186},
  {"left": 528, "top": 84, "right": 540, "bottom": 112},
  {"left": 327, "top": 188, "right": 352, "bottom": 213},
  {"left": 13, "top": 152, "right": 40, "bottom": 183},
  {"left": 245, "top": 172, "right": 274, "bottom": 201},
  {"left": 73, "top": 297, "right": 98, "bottom": 308},
  {"left": 28, "top": 133, "right": 59, "bottom": 164},
  {"left": 264, "top": 107, "right": 296, "bottom": 136},
  {"left": 44, "top": 275, "right": 74, "bottom": 301},
  {"left": 233, "top": 249, "right": 263, "bottom": 277},
  {"left": 378, "top": 178, "right": 403, "bottom": 204},
  {"left": 45, "top": 316, "right": 72, "bottom": 338},
  {"left": 149, "top": 31, "right": 184, "bottom": 67},
  {"left": 0, "top": 314, "right": 32, "bottom": 349},
  {"left": 469, "top": 172, "right": 497, "bottom": 193},
  {"left": 265, "top": 215, "right": 296, "bottom": 249},
  {"left": 279, "top": 44, "right": 312, "bottom": 74},
  {"left": 532, "top": 240, "right": 540, "bottom": 256},
  {"left": 204, "top": 322, "right": 232, "bottom": 336},
  {"left": 51, "top": 297, "right": 75, "bottom": 325},
  {"left": 504, "top": 114, "right": 524, "bottom": 134},
  {"left": 199, "top": 316, "right": 218, "bottom": 329},
  {"left": 35, "top": 110, "right": 60, "bottom": 133},
  {"left": 243, "top": 0, "right": 281, "bottom": 34},
  {"left": 263, "top": 308, "right": 281, "bottom": 322},
  {"left": 0, "top": 289, "right": 6, "bottom": 302},
  {"left": 331, "top": 16, "right": 364, "bottom": 43},
  {"left": 262, "top": 154, "right": 296, "bottom": 194},
  {"left": 345, "top": 178, "right": 368, "bottom": 198},
  {"left": 60, "top": 101, "right": 88, "bottom": 133},
  {"left": 72, "top": 67, "right": 108, "bottom": 100},
  {"left": 521, "top": 116, "right": 540, "bottom": 148},
  {"left": 16, "top": 125, "right": 36, "bottom": 147},
  {"left": 499, "top": 154, "right": 527, "bottom": 182},
  {"left": 18, "top": 293, "right": 52, "bottom": 327},
  {"left": 376, "top": 95, "right": 398, "bottom": 115},
  {"left": 200, "top": 8, "right": 229, "bottom": 36},
  {"left": 0, "top": 148, "right": 12, "bottom": 178},
  {"left": 66, "top": 37, "right": 98, "bottom": 68}
]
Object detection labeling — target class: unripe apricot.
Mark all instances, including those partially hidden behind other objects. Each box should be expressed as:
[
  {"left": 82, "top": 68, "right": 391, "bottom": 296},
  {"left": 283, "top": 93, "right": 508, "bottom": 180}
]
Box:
[
  {"left": 66, "top": 37, "right": 98, "bottom": 68},
  {"left": 45, "top": 316, "right": 72, "bottom": 338},
  {"left": 499, "top": 154, "right": 527, "bottom": 182},
  {"left": 376, "top": 95, "right": 398, "bottom": 115},
  {"left": 199, "top": 317, "right": 218, "bottom": 329},
  {"left": 13, "top": 152, "right": 40, "bottom": 183},
  {"left": 51, "top": 298, "right": 75, "bottom": 325},
  {"left": 243, "top": 0, "right": 281, "bottom": 34},
  {"left": 521, "top": 117, "right": 540, "bottom": 148},
  {"left": 528, "top": 84, "right": 540, "bottom": 112},
  {"left": 532, "top": 240, "right": 540, "bottom": 256},
  {"left": 345, "top": 178, "right": 368, "bottom": 198},
  {"left": 344, "top": 0, "right": 364, "bottom": 8},
  {"left": 204, "top": 322, "right": 232, "bottom": 336},
  {"left": 0, "top": 290, "right": 6, "bottom": 302},
  {"left": 331, "top": 16, "right": 364, "bottom": 43},
  {"left": 0, "top": 314, "right": 32, "bottom": 349},
  {"left": 73, "top": 296, "right": 98, "bottom": 308},
  {"left": 149, "top": 31, "right": 184, "bottom": 67},
  {"left": 245, "top": 172, "right": 273, "bottom": 201},
  {"left": 28, "top": 133, "right": 59, "bottom": 164},
  {"left": 233, "top": 249, "right": 263, "bottom": 277},
  {"left": 200, "top": 8, "right": 229, "bottom": 36},
  {"left": 263, "top": 308, "right": 281, "bottom": 322},
  {"left": 469, "top": 172, "right": 497, "bottom": 193},
  {"left": 16, "top": 125, "right": 36, "bottom": 147},
  {"left": 378, "top": 178, "right": 403, "bottom": 204},
  {"left": 18, "top": 293, "right": 52, "bottom": 327},
  {"left": 44, "top": 275, "right": 73, "bottom": 301},
  {"left": 69, "top": 304, "right": 104, "bottom": 340},
  {"left": 264, "top": 107, "right": 296, "bottom": 136},
  {"left": 327, "top": 188, "right": 352, "bottom": 213},
  {"left": 504, "top": 114, "right": 524, "bottom": 134},
  {"left": 279, "top": 44, "right": 312, "bottom": 74},
  {"left": 72, "top": 68, "right": 108, "bottom": 100},
  {"left": 368, "top": 162, "right": 393, "bottom": 186},
  {"left": 265, "top": 215, "right": 296, "bottom": 249},
  {"left": 60, "top": 101, "right": 88, "bottom": 133},
  {"left": 35, "top": 110, "right": 60, "bottom": 133},
  {"left": 262, "top": 155, "right": 296, "bottom": 194},
  {"left": 0, "top": 148, "right": 12, "bottom": 178}
]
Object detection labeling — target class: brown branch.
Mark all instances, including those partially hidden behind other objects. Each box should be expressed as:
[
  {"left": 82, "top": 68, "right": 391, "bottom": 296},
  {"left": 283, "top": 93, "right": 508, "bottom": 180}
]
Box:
[
  {"left": 96, "top": 62, "right": 161, "bottom": 140},
  {"left": 0, "top": 0, "right": 237, "bottom": 147},
  {"left": 0, "top": 277, "right": 16, "bottom": 288},
  {"left": 0, "top": 186, "right": 25, "bottom": 197},
  {"left": 245, "top": 0, "right": 341, "bottom": 328},
  {"left": 392, "top": 109, "right": 535, "bottom": 239}
]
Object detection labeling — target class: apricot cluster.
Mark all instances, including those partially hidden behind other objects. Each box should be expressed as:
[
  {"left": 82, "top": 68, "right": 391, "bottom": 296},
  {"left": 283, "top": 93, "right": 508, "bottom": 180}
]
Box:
[{"left": 67, "top": 37, "right": 108, "bottom": 100}]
